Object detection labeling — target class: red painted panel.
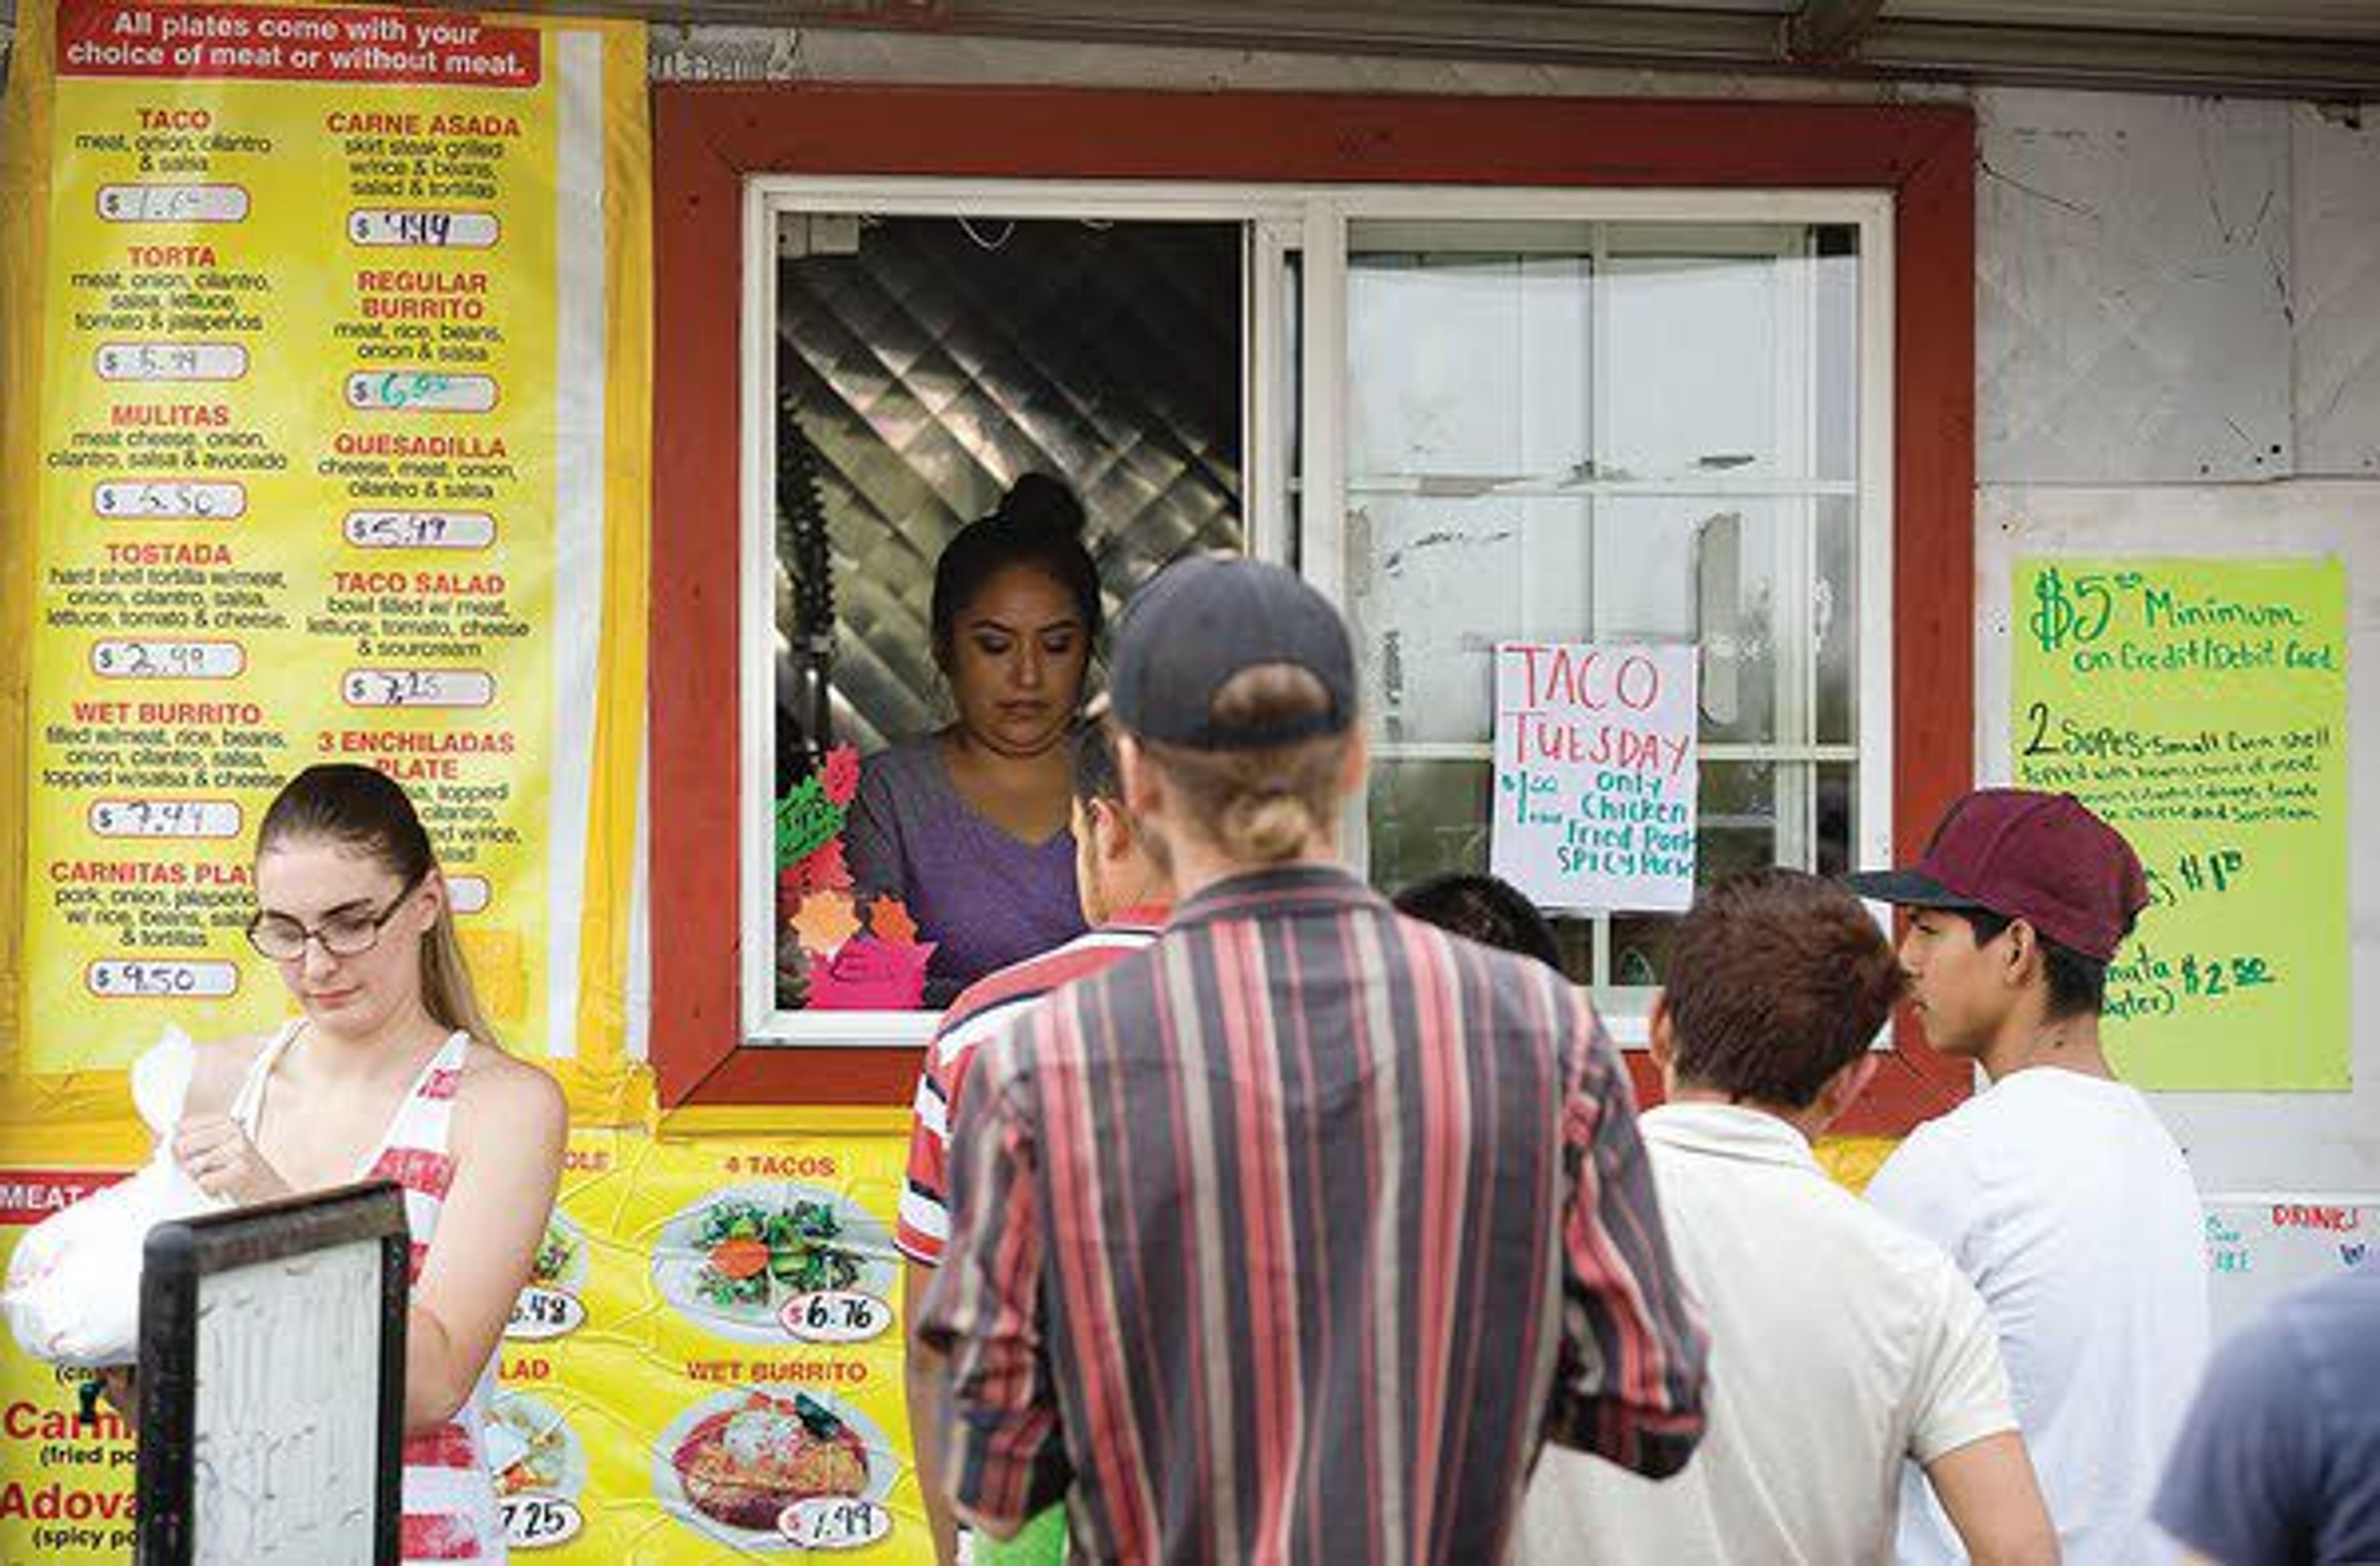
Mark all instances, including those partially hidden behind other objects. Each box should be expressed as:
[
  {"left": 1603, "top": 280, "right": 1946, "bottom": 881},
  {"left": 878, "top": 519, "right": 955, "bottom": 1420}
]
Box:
[{"left": 650, "top": 87, "right": 1977, "bottom": 1125}]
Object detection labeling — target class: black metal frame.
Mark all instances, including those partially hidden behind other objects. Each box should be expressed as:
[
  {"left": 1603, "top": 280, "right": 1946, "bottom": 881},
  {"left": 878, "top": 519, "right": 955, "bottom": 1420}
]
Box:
[{"left": 135, "top": 1181, "right": 410, "bottom": 1565}]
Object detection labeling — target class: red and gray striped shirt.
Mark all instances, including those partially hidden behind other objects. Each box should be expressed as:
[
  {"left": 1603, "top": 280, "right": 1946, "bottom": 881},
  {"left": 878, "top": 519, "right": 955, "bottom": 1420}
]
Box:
[
  {"left": 897, "top": 909, "right": 1170, "bottom": 1267},
  {"left": 920, "top": 865, "right": 1708, "bottom": 1562}
]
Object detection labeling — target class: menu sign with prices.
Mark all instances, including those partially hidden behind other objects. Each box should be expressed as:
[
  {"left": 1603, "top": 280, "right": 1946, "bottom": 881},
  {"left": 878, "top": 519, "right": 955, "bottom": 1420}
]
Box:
[
  {"left": 6, "top": 0, "right": 648, "bottom": 1077},
  {"left": 2011, "top": 557, "right": 2349, "bottom": 1090}
]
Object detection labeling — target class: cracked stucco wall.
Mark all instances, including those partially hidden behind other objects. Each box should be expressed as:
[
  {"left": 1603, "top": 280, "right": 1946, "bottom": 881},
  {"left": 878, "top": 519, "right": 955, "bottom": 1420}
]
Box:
[{"left": 1970, "top": 89, "right": 2380, "bottom": 1190}]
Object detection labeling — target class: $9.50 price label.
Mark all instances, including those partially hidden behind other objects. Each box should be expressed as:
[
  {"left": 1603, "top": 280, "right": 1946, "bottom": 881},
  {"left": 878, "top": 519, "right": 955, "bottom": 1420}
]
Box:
[{"left": 86, "top": 960, "right": 240, "bottom": 999}]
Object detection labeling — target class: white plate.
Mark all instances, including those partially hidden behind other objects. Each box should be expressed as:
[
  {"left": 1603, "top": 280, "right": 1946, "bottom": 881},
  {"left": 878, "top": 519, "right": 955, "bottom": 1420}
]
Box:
[
  {"left": 647, "top": 1183, "right": 897, "bottom": 1345},
  {"left": 488, "top": 1389, "right": 589, "bottom": 1502},
  {"left": 649, "top": 1386, "right": 897, "bottom": 1553}
]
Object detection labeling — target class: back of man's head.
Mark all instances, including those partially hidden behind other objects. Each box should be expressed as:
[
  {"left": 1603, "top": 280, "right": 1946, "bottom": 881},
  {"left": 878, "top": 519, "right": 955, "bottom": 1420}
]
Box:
[
  {"left": 1395, "top": 873, "right": 1563, "bottom": 970},
  {"left": 1664, "top": 869, "right": 1904, "bottom": 1109},
  {"left": 1073, "top": 714, "right": 1124, "bottom": 810},
  {"left": 1109, "top": 555, "right": 1359, "bottom": 871}
]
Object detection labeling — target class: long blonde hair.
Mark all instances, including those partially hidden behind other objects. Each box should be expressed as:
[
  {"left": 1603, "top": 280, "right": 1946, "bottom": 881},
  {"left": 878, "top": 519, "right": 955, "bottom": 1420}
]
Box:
[{"left": 257, "top": 764, "right": 502, "bottom": 1049}]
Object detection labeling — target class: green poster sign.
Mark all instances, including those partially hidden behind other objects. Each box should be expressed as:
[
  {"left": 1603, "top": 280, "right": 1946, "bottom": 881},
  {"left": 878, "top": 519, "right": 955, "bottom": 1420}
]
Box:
[{"left": 2012, "top": 557, "right": 2348, "bottom": 1090}]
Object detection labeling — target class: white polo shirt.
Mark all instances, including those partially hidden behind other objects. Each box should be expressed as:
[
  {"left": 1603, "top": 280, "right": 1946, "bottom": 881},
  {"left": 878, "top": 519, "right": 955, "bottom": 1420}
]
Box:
[{"left": 1521, "top": 1102, "right": 2015, "bottom": 1566}]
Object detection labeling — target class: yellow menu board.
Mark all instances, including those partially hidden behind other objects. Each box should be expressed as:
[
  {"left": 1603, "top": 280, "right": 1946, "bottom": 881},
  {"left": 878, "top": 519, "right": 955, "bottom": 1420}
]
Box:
[
  {"left": 0, "top": 1170, "right": 137, "bottom": 1565},
  {"left": 0, "top": 1124, "right": 930, "bottom": 1563},
  {"left": 491, "top": 1127, "right": 927, "bottom": 1562},
  {"left": 1, "top": 0, "right": 648, "bottom": 1089},
  {"left": 2011, "top": 557, "right": 2349, "bottom": 1089}
]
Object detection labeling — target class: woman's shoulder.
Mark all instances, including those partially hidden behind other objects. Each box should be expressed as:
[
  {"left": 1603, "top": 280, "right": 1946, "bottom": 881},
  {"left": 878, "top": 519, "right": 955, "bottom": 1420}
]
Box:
[
  {"left": 860, "top": 734, "right": 951, "bottom": 802},
  {"left": 181, "top": 1029, "right": 282, "bottom": 1117},
  {"left": 449, "top": 1042, "right": 566, "bottom": 1142}
]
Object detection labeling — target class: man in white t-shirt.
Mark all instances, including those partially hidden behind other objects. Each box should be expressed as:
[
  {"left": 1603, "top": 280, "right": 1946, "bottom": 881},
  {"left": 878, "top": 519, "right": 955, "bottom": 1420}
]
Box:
[
  {"left": 1853, "top": 789, "right": 2210, "bottom": 1566},
  {"left": 1522, "top": 868, "right": 2056, "bottom": 1566}
]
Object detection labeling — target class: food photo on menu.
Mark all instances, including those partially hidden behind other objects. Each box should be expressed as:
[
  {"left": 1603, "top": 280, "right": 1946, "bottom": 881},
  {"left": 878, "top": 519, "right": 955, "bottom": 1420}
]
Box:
[
  {"left": 654, "top": 1387, "right": 894, "bottom": 1551},
  {"left": 650, "top": 1185, "right": 896, "bottom": 1341}
]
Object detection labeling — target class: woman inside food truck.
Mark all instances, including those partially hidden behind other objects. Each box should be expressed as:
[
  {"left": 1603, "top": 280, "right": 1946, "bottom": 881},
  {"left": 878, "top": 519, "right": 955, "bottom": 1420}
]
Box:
[{"left": 839, "top": 474, "right": 1100, "bottom": 1006}]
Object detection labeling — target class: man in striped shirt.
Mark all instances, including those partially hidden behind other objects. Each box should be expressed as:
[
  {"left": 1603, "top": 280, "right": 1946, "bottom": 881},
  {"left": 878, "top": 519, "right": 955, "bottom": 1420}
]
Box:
[
  {"left": 901, "top": 716, "right": 1174, "bottom": 1560},
  {"left": 920, "top": 555, "right": 1708, "bottom": 1562}
]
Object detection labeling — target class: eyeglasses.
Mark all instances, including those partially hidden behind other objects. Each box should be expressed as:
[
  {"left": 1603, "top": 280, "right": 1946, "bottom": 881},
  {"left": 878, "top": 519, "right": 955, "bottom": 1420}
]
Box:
[{"left": 245, "top": 871, "right": 425, "bottom": 962}]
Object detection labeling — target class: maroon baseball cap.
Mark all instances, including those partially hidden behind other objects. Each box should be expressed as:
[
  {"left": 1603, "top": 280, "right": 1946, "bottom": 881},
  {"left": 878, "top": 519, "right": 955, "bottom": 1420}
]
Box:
[{"left": 1847, "top": 789, "right": 2149, "bottom": 963}]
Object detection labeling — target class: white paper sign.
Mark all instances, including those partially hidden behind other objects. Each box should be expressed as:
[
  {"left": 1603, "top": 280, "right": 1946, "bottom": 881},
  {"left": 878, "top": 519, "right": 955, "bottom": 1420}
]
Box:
[
  {"left": 1491, "top": 641, "right": 1699, "bottom": 912},
  {"left": 2202, "top": 1198, "right": 2374, "bottom": 1342}
]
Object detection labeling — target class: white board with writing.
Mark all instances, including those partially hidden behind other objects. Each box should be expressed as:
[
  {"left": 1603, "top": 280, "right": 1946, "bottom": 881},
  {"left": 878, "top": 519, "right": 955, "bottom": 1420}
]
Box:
[
  {"left": 193, "top": 1240, "right": 384, "bottom": 1563},
  {"left": 1492, "top": 641, "right": 1699, "bottom": 912},
  {"left": 2203, "top": 1197, "right": 2374, "bottom": 1342}
]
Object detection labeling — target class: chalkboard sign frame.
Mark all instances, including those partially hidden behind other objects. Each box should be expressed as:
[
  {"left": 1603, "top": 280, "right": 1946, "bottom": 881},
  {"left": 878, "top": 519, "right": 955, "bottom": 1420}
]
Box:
[{"left": 136, "top": 1180, "right": 410, "bottom": 1565}]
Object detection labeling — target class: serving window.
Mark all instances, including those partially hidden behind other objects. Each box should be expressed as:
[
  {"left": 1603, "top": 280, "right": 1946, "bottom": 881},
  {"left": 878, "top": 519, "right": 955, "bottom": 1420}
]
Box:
[{"left": 651, "top": 88, "right": 1975, "bottom": 1124}]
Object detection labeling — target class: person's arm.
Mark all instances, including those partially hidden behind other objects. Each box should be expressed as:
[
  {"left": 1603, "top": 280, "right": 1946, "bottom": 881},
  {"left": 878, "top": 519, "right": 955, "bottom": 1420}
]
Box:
[
  {"left": 2151, "top": 1312, "right": 2314, "bottom": 1566},
  {"left": 915, "top": 1033, "right": 1067, "bottom": 1540},
  {"left": 897, "top": 1047, "right": 964, "bottom": 1564},
  {"left": 172, "top": 1034, "right": 288, "bottom": 1204},
  {"left": 1540, "top": 988, "right": 1709, "bottom": 1478},
  {"left": 403, "top": 1058, "right": 566, "bottom": 1432},
  {"left": 1924, "top": 1432, "right": 2060, "bottom": 1566},
  {"left": 902, "top": 1260, "right": 961, "bottom": 1563}
]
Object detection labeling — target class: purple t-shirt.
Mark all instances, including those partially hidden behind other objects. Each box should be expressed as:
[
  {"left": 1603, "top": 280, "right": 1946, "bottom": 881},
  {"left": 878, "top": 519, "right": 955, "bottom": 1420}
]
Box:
[
  {"left": 843, "top": 736, "right": 1086, "bottom": 1006},
  {"left": 2153, "top": 1259, "right": 2380, "bottom": 1565}
]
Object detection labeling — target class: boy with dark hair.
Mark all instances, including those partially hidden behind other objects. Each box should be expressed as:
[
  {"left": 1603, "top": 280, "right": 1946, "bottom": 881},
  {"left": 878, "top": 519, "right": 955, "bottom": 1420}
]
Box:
[
  {"left": 898, "top": 714, "right": 1171, "bottom": 1561},
  {"left": 1393, "top": 871, "right": 1564, "bottom": 968},
  {"left": 1523, "top": 869, "right": 2056, "bottom": 1566},
  {"left": 1852, "top": 788, "right": 2208, "bottom": 1566}
]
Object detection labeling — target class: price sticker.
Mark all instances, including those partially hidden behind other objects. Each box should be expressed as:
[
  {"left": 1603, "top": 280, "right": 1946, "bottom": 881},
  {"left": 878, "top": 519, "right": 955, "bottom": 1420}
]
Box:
[
  {"left": 348, "top": 208, "right": 501, "bottom": 249},
  {"left": 90, "top": 640, "right": 245, "bottom": 679},
  {"left": 498, "top": 1496, "right": 583, "bottom": 1549},
  {"left": 88, "top": 798, "right": 243, "bottom": 839},
  {"left": 345, "top": 371, "right": 498, "bottom": 414},
  {"left": 778, "top": 1498, "right": 892, "bottom": 1552},
  {"left": 95, "top": 184, "right": 249, "bottom": 223},
  {"left": 342, "top": 668, "right": 496, "bottom": 709},
  {"left": 504, "top": 1288, "right": 586, "bottom": 1343},
  {"left": 94, "top": 342, "right": 248, "bottom": 382},
  {"left": 780, "top": 1290, "right": 893, "bottom": 1345},
  {"left": 86, "top": 960, "right": 240, "bottom": 999},
  {"left": 95, "top": 480, "right": 246, "bottom": 520},
  {"left": 343, "top": 510, "right": 496, "bottom": 551}
]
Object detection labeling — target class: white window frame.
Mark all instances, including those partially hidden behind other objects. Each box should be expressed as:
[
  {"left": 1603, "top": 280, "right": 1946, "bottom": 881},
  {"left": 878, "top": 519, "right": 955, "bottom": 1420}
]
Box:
[{"left": 738, "top": 178, "right": 1894, "bottom": 1050}]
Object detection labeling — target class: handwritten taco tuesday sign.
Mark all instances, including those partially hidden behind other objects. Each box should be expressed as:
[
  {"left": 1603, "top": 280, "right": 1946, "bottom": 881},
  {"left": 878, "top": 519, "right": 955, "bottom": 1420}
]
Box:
[{"left": 1492, "top": 642, "right": 1699, "bottom": 913}]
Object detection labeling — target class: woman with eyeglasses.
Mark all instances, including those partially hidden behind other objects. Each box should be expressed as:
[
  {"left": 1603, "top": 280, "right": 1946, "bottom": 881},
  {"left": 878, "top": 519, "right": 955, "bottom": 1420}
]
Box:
[{"left": 108, "top": 762, "right": 563, "bottom": 1565}]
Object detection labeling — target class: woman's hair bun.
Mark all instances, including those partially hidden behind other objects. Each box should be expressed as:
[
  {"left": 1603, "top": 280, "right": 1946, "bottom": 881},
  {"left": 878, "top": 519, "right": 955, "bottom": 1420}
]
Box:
[{"left": 997, "top": 471, "right": 1086, "bottom": 537}]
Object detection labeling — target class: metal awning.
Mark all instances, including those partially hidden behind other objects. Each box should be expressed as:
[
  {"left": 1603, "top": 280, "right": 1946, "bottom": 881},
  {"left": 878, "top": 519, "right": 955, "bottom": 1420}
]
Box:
[{"left": 632, "top": 0, "right": 2380, "bottom": 100}]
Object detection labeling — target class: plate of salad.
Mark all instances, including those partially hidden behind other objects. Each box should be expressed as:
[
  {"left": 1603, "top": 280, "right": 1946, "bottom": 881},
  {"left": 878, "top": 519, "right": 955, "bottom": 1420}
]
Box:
[{"left": 650, "top": 1185, "right": 894, "bottom": 1342}]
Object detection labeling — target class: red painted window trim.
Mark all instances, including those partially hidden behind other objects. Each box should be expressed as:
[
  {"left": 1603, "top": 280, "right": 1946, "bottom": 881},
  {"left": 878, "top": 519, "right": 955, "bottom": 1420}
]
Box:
[{"left": 650, "top": 85, "right": 1975, "bottom": 1129}]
